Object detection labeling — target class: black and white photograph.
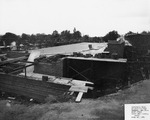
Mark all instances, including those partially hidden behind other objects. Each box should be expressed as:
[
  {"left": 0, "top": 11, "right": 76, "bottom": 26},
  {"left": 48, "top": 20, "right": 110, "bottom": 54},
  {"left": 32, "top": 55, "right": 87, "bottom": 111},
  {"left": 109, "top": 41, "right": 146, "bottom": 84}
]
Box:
[{"left": 0, "top": 0, "right": 150, "bottom": 119}]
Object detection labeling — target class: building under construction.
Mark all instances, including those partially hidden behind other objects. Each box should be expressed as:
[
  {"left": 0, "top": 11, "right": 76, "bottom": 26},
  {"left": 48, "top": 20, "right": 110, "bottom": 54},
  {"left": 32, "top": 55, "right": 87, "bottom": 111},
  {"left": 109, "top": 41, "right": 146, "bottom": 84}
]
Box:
[{"left": 0, "top": 36, "right": 150, "bottom": 102}]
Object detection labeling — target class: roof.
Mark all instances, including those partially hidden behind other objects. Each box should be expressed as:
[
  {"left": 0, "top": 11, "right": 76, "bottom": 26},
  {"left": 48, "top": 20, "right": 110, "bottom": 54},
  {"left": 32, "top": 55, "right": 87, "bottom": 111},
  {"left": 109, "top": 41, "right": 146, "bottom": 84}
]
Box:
[
  {"left": 80, "top": 45, "right": 107, "bottom": 56},
  {"left": 31, "top": 42, "right": 108, "bottom": 56},
  {"left": 66, "top": 57, "right": 127, "bottom": 63}
]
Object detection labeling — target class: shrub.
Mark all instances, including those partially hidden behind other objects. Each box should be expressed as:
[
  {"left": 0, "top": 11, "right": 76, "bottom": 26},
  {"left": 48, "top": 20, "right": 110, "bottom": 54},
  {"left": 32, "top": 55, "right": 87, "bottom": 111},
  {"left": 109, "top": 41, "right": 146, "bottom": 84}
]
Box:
[
  {"left": 45, "top": 94, "right": 73, "bottom": 104},
  {"left": 44, "top": 95, "right": 58, "bottom": 103}
]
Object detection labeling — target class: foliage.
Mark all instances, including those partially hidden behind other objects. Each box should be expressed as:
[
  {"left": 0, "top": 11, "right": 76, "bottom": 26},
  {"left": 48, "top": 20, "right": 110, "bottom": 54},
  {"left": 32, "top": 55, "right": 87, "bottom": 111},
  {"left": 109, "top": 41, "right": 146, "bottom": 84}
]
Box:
[
  {"left": 0, "top": 35, "right": 3, "bottom": 45},
  {"left": 1, "top": 32, "right": 20, "bottom": 46},
  {"left": 140, "top": 31, "right": 150, "bottom": 35},
  {"left": 0, "top": 29, "right": 122, "bottom": 50},
  {"left": 103, "top": 30, "right": 120, "bottom": 42},
  {"left": 60, "top": 30, "right": 71, "bottom": 41},
  {"left": 44, "top": 95, "right": 58, "bottom": 103},
  {"left": 125, "top": 31, "right": 150, "bottom": 36},
  {"left": 124, "top": 31, "right": 137, "bottom": 36},
  {"left": 1, "top": 30, "right": 149, "bottom": 50},
  {"left": 72, "top": 30, "right": 81, "bottom": 40}
]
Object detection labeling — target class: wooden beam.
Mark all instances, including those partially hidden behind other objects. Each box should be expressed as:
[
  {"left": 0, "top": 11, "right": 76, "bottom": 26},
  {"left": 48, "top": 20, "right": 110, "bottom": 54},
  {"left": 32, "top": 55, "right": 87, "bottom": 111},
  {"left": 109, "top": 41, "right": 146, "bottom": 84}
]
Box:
[
  {"left": 0, "top": 56, "right": 28, "bottom": 66},
  {"left": 71, "top": 68, "right": 92, "bottom": 78},
  {"left": 75, "top": 92, "right": 84, "bottom": 102},
  {"left": 69, "top": 86, "right": 88, "bottom": 93},
  {"left": 68, "top": 65, "right": 90, "bottom": 81}
]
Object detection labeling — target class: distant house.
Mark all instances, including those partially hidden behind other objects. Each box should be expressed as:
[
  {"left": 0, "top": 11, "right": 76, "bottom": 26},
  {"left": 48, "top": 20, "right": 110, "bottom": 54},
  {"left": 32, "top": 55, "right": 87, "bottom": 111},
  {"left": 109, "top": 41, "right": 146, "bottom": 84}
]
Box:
[{"left": 10, "top": 41, "right": 17, "bottom": 50}]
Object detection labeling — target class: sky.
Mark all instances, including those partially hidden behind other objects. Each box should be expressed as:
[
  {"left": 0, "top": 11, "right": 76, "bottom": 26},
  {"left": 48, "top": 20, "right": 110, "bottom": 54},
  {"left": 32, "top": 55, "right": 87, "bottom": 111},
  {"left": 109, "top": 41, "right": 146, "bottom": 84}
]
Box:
[{"left": 0, "top": 0, "right": 150, "bottom": 36}]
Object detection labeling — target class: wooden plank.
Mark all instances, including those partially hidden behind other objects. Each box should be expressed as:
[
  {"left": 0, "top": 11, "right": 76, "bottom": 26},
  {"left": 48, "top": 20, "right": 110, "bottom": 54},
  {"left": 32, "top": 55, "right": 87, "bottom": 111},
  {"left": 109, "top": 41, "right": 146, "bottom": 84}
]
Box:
[
  {"left": 19, "top": 72, "right": 94, "bottom": 87},
  {"left": 75, "top": 92, "right": 83, "bottom": 102},
  {"left": 69, "top": 86, "right": 88, "bottom": 93},
  {"left": 70, "top": 79, "right": 94, "bottom": 86},
  {"left": 0, "top": 56, "right": 27, "bottom": 66}
]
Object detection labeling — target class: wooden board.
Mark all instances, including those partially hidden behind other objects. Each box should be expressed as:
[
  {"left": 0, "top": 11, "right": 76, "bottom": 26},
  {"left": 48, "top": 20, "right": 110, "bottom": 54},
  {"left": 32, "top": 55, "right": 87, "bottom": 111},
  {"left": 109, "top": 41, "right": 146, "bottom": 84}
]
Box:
[
  {"left": 69, "top": 86, "right": 88, "bottom": 93},
  {"left": 75, "top": 92, "right": 84, "bottom": 102}
]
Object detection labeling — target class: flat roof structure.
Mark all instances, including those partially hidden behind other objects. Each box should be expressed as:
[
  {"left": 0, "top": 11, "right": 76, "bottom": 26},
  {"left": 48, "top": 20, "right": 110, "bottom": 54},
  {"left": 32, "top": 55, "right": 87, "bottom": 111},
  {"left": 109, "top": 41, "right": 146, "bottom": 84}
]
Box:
[{"left": 30, "top": 42, "right": 107, "bottom": 56}]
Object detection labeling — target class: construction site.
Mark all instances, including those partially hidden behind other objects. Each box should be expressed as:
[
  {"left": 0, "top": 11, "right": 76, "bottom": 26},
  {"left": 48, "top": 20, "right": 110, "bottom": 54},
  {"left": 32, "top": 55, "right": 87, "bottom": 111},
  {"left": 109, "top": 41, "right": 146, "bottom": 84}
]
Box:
[
  {"left": 1, "top": 34, "right": 150, "bottom": 119},
  {"left": 0, "top": 34, "right": 150, "bottom": 103}
]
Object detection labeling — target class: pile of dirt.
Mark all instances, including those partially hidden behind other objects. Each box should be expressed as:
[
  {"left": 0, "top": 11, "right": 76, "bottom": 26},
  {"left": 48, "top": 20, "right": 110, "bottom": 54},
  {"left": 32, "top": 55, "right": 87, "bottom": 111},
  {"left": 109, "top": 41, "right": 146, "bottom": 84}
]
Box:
[{"left": 35, "top": 54, "right": 67, "bottom": 63}]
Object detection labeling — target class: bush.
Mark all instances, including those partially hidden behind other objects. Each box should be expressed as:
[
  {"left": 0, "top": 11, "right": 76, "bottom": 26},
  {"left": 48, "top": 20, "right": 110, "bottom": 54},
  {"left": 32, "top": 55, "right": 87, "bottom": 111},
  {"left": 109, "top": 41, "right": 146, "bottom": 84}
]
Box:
[{"left": 44, "top": 95, "right": 58, "bottom": 103}]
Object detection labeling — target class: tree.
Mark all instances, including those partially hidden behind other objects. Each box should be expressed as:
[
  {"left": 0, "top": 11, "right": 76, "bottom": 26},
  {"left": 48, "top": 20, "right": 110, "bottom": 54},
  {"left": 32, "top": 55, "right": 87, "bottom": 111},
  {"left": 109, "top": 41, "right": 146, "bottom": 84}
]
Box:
[
  {"left": 140, "top": 31, "right": 150, "bottom": 35},
  {"left": 73, "top": 27, "right": 76, "bottom": 33},
  {"left": 72, "top": 30, "right": 81, "bottom": 40},
  {"left": 125, "top": 31, "right": 136, "bottom": 36},
  {"left": 92, "top": 37, "right": 102, "bottom": 42},
  {"left": 103, "top": 30, "right": 120, "bottom": 42},
  {"left": 1, "top": 32, "right": 19, "bottom": 46},
  {"left": 52, "top": 30, "right": 59, "bottom": 37},
  {"left": 0, "top": 35, "right": 3, "bottom": 45},
  {"left": 21, "top": 33, "right": 30, "bottom": 45},
  {"left": 30, "top": 34, "right": 37, "bottom": 44},
  {"left": 83, "top": 35, "right": 90, "bottom": 42},
  {"left": 51, "top": 30, "right": 60, "bottom": 45},
  {"left": 60, "top": 30, "right": 71, "bottom": 41}
]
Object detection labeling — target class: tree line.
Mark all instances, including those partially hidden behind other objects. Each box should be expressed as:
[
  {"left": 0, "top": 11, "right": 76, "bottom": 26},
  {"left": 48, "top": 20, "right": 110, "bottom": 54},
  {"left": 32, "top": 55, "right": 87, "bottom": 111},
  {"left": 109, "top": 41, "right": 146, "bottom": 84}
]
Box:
[{"left": 0, "top": 29, "right": 149, "bottom": 50}]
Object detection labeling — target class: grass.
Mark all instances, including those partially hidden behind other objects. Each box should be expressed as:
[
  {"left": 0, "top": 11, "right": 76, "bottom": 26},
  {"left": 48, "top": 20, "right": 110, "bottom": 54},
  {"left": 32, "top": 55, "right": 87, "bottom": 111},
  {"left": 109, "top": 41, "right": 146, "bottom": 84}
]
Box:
[
  {"left": 91, "top": 107, "right": 124, "bottom": 120},
  {"left": 0, "top": 100, "right": 27, "bottom": 120},
  {"left": 89, "top": 80, "right": 150, "bottom": 120},
  {"left": 0, "top": 99, "right": 72, "bottom": 120}
]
